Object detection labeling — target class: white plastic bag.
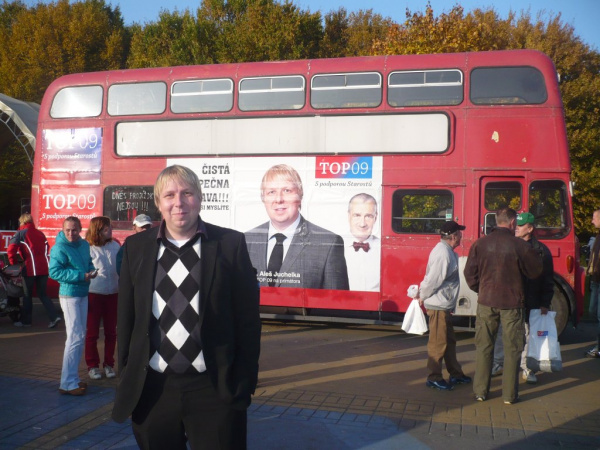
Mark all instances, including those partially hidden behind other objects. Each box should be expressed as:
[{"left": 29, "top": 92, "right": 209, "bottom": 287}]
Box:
[
  {"left": 401, "top": 299, "right": 428, "bottom": 335},
  {"left": 526, "top": 309, "right": 562, "bottom": 372}
]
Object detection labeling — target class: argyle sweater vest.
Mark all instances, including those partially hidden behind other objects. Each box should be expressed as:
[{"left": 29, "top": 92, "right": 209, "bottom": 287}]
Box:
[{"left": 149, "top": 235, "right": 204, "bottom": 374}]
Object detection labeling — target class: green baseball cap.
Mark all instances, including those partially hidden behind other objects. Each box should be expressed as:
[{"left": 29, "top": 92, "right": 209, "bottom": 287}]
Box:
[{"left": 517, "top": 212, "right": 535, "bottom": 226}]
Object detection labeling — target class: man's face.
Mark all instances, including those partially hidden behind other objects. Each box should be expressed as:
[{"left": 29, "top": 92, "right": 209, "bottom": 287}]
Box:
[
  {"left": 348, "top": 200, "right": 377, "bottom": 241},
  {"left": 515, "top": 223, "right": 534, "bottom": 240},
  {"left": 262, "top": 177, "right": 301, "bottom": 231},
  {"left": 157, "top": 179, "right": 201, "bottom": 239},
  {"left": 450, "top": 231, "right": 462, "bottom": 249},
  {"left": 133, "top": 224, "right": 146, "bottom": 233},
  {"left": 593, "top": 212, "right": 600, "bottom": 229},
  {"left": 63, "top": 220, "right": 81, "bottom": 243}
]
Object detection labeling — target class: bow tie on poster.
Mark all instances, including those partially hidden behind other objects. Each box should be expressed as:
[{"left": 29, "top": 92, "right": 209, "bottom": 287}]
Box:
[{"left": 353, "top": 241, "right": 370, "bottom": 252}]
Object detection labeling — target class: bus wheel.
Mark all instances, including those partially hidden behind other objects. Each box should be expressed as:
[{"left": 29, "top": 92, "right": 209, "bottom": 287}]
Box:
[{"left": 550, "top": 284, "right": 569, "bottom": 335}]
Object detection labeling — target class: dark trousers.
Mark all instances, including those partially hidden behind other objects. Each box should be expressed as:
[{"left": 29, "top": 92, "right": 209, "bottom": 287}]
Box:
[
  {"left": 474, "top": 304, "right": 524, "bottom": 402},
  {"left": 426, "top": 309, "right": 465, "bottom": 381},
  {"left": 85, "top": 293, "right": 118, "bottom": 369},
  {"left": 22, "top": 275, "right": 58, "bottom": 325},
  {"left": 132, "top": 370, "right": 247, "bottom": 450}
]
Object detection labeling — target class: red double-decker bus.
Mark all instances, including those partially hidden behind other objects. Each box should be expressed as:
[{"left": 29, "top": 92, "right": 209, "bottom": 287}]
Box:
[{"left": 31, "top": 49, "right": 584, "bottom": 332}]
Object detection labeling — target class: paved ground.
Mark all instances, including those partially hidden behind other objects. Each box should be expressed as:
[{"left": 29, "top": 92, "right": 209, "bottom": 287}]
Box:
[{"left": 1, "top": 301, "right": 599, "bottom": 449}]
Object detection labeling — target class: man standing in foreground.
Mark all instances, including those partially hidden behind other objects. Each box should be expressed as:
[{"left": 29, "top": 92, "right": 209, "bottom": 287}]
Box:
[
  {"left": 112, "top": 165, "right": 261, "bottom": 449},
  {"left": 417, "top": 221, "right": 472, "bottom": 391},
  {"left": 464, "top": 208, "right": 542, "bottom": 404}
]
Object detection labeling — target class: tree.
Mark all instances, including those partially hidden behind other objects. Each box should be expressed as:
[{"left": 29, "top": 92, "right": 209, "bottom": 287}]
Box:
[
  {"left": 0, "top": 0, "right": 128, "bottom": 103},
  {"left": 321, "top": 8, "right": 392, "bottom": 58}
]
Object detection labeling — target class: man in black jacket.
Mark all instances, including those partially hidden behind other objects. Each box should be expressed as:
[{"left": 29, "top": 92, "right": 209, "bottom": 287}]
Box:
[
  {"left": 112, "top": 165, "right": 261, "bottom": 449},
  {"left": 515, "top": 212, "right": 554, "bottom": 383}
]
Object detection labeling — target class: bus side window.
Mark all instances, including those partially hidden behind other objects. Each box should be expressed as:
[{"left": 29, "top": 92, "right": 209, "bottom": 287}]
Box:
[
  {"left": 483, "top": 181, "right": 522, "bottom": 235},
  {"left": 470, "top": 67, "right": 547, "bottom": 105},
  {"left": 108, "top": 82, "right": 167, "bottom": 116},
  {"left": 388, "top": 69, "right": 463, "bottom": 107},
  {"left": 311, "top": 72, "right": 382, "bottom": 109},
  {"left": 529, "top": 180, "right": 569, "bottom": 239},
  {"left": 392, "top": 189, "right": 453, "bottom": 234},
  {"left": 238, "top": 76, "right": 305, "bottom": 111}
]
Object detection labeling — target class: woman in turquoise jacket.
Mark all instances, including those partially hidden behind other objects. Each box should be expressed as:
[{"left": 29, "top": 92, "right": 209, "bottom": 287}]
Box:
[{"left": 49, "top": 216, "right": 97, "bottom": 396}]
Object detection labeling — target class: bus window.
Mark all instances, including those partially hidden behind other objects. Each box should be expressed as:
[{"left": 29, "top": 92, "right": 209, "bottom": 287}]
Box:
[
  {"left": 238, "top": 75, "right": 305, "bottom": 111},
  {"left": 483, "top": 181, "right": 522, "bottom": 234},
  {"left": 311, "top": 72, "right": 382, "bottom": 109},
  {"left": 388, "top": 69, "right": 463, "bottom": 107},
  {"left": 108, "top": 82, "right": 167, "bottom": 116},
  {"left": 50, "top": 85, "right": 103, "bottom": 118},
  {"left": 470, "top": 67, "right": 547, "bottom": 105},
  {"left": 392, "top": 189, "right": 453, "bottom": 234},
  {"left": 529, "top": 180, "right": 570, "bottom": 239},
  {"left": 171, "top": 78, "right": 233, "bottom": 113}
]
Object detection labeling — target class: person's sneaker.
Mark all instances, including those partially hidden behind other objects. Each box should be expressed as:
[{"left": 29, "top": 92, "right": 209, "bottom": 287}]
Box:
[
  {"left": 449, "top": 375, "right": 472, "bottom": 384},
  {"left": 522, "top": 369, "right": 537, "bottom": 384},
  {"left": 426, "top": 379, "right": 454, "bottom": 391},
  {"left": 88, "top": 368, "right": 102, "bottom": 380},
  {"left": 584, "top": 347, "right": 600, "bottom": 358},
  {"left": 475, "top": 395, "right": 486, "bottom": 402},
  {"left": 48, "top": 317, "right": 62, "bottom": 328},
  {"left": 13, "top": 321, "right": 23, "bottom": 327},
  {"left": 491, "top": 363, "right": 503, "bottom": 376},
  {"left": 104, "top": 366, "right": 116, "bottom": 379},
  {"left": 504, "top": 397, "right": 519, "bottom": 405}
]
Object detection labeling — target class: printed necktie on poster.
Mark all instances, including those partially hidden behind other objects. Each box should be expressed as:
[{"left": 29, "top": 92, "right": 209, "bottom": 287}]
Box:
[{"left": 267, "top": 233, "right": 286, "bottom": 286}]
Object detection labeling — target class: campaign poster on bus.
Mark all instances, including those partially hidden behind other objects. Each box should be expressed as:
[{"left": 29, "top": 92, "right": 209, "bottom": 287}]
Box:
[
  {"left": 170, "top": 156, "right": 382, "bottom": 293},
  {"left": 38, "top": 128, "right": 104, "bottom": 230}
]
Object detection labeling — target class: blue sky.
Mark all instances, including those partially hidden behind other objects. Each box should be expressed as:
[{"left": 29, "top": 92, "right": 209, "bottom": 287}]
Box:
[{"left": 23, "top": 1, "right": 600, "bottom": 50}]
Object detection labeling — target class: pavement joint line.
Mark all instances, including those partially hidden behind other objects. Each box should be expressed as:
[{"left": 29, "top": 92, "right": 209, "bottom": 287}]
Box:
[{"left": 16, "top": 402, "right": 114, "bottom": 450}]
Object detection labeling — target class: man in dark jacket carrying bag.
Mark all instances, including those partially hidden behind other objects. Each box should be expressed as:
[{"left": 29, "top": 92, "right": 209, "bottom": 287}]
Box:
[{"left": 464, "top": 208, "right": 543, "bottom": 404}]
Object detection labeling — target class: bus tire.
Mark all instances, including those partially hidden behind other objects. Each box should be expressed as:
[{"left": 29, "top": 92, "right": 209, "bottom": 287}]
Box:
[{"left": 550, "top": 284, "right": 569, "bottom": 335}]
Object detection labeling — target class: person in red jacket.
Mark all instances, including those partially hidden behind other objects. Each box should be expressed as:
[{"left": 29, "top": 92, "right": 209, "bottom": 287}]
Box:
[{"left": 7, "top": 213, "right": 61, "bottom": 328}]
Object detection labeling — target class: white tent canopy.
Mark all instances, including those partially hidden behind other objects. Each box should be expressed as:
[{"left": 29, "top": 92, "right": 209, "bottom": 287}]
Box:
[{"left": 0, "top": 93, "right": 40, "bottom": 166}]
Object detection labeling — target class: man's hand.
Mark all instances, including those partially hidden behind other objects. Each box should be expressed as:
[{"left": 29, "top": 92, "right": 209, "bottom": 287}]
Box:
[{"left": 540, "top": 306, "right": 549, "bottom": 315}]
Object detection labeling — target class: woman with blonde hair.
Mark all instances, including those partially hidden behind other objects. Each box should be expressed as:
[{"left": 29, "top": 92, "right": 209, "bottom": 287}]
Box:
[{"left": 85, "top": 216, "right": 120, "bottom": 380}]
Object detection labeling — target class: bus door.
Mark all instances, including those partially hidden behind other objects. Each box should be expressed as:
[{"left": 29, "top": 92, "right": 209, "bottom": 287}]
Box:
[
  {"left": 381, "top": 185, "right": 464, "bottom": 318},
  {"left": 477, "top": 176, "right": 525, "bottom": 237},
  {"left": 456, "top": 176, "right": 526, "bottom": 317}
]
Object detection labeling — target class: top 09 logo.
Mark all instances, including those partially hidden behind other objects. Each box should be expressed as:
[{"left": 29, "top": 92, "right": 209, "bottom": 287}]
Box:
[{"left": 315, "top": 156, "right": 373, "bottom": 179}]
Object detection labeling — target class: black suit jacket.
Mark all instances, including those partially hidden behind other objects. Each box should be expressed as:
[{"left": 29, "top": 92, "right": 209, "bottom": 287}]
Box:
[{"left": 112, "top": 222, "right": 261, "bottom": 423}]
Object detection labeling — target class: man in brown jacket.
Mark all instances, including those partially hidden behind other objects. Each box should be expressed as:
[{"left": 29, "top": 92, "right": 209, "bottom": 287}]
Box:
[{"left": 464, "top": 208, "right": 542, "bottom": 404}]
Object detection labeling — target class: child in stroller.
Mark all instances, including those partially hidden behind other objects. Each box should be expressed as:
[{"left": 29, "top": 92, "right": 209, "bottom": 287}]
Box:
[{"left": 0, "top": 262, "right": 23, "bottom": 323}]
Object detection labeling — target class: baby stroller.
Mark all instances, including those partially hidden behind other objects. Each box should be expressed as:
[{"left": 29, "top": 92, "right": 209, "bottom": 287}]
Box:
[{"left": 0, "top": 264, "right": 23, "bottom": 323}]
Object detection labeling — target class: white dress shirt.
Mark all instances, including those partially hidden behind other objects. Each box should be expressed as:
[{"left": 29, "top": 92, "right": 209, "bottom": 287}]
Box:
[{"left": 343, "top": 234, "right": 381, "bottom": 292}]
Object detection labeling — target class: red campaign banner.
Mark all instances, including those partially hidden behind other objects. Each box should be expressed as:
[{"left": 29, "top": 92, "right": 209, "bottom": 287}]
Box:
[
  {"left": 38, "top": 186, "right": 103, "bottom": 230},
  {"left": 0, "top": 231, "right": 16, "bottom": 253}
]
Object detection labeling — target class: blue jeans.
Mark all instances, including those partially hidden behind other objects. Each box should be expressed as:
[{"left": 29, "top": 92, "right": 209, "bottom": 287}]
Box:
[{"left": 60, "top": 296, "right": 88, "bottom": 391}]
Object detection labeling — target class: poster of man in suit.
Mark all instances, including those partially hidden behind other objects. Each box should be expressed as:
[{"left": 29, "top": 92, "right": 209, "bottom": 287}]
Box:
[{"left": 169, "top": 156, "right": 382, "bottom": 292}]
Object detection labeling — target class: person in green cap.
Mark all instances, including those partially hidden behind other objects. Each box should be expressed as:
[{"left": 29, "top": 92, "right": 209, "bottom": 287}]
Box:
[{"left": 490, "top": 211, "right": 554, "bottom": 384}]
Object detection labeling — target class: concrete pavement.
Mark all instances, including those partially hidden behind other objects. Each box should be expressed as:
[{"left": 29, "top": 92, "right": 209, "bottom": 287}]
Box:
[{"left": 1, "top": 301, "right": 600, "bottom": 449}]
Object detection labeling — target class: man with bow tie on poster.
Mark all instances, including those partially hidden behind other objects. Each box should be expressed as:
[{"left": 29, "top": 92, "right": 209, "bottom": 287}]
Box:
[{"left": 344, "top": 193, "right": 381, "bottom": 292}]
